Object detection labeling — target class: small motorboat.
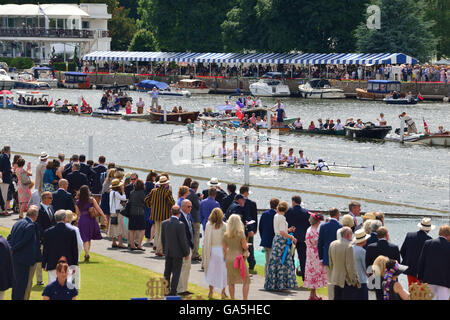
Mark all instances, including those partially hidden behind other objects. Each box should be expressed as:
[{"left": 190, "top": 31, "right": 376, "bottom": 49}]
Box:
[
  {"left": 383, "top": 97, "right": 418, "bottom": 105},
  {"left": 345, "top": 123, "right": 392, "bottom": 139},
  {"left": 149, "top": 111, "right": 200, "bottom": 123},
  {"left": 62, "top": 72, "right": 91, "bottom": 89},
  {"left": 0, "top": 68, "right": 15, "bottom": 90},
  {"left": 92, "top": 109, "right": 122, "bottom": 119},
  {"left": 13, "top": 91, "right": 53, "bottom": 112},
  {"left": 175, "top": 79, "right": 209, "bottom": 94},
  {"left": 298, "top": 79, "right": 345, "bottom": 99},
  {"left": 249, "top": 78, "right": 290, "bottom": 97}
]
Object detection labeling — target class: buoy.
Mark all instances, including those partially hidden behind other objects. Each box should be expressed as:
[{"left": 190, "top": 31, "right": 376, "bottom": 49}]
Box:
[
  {"left": 92, "top": 85, "right": 96, "bottom": 90},
  {"left": 443, "top": 96, "right": 449, "bottom": 103}
]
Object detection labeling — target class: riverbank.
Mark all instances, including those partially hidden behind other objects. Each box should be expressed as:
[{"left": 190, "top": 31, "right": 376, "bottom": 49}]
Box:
[{"left": 56, "top": 72, "right": 450, "bottom": 101}]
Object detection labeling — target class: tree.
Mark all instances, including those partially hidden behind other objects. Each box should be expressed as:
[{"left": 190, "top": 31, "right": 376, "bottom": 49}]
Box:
[
  {"left": 128, "top": 29, "right": 159, "bottom": 52},
  {"left": 424, "top": 0, "right": 449, "bottom": 59},
  {"left": 109, "top": 6, "right": 137, "bottom": 51},
  {"left": 355, "top": 0, "right": 438, "bottom": 62}
]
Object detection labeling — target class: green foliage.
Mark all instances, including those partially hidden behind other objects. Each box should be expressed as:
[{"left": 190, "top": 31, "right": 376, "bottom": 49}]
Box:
[
  {"left": 52, "top": 61, "right": 77, "bottom": 72},
  {"left": 128, "top": 29, "right": 159, "bottom": 52},
  {"left": 0, "top": 57, "right": 34, "bottom": 70},
  {"left": 424, "top": 0, "right": 449, "bottom": 59},
  {"left": 355, "top": 0, "right": 438, "bottom": 62},
  {"left": 110, "top": 6, "right": 137, "bottom": 51}
]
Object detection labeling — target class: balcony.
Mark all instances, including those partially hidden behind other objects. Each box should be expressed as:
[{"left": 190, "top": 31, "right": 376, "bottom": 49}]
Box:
[{"left": 0, "top": 27, "right": 110, "bottom": 39}]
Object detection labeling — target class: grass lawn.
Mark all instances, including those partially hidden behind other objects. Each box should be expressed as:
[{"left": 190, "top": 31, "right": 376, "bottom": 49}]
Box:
[{"left": 0, "top": 227, "right": 215, "bottom": 300}]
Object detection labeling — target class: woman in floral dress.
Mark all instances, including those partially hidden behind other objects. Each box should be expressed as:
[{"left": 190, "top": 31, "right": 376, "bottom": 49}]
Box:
[{"left": 303, "top": 212, "right": 327, "bottom": 300}]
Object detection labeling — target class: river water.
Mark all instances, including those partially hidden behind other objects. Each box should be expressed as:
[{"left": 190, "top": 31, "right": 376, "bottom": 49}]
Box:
[{"left": 1, "top": 89, "right": 449, "bottom": 243}]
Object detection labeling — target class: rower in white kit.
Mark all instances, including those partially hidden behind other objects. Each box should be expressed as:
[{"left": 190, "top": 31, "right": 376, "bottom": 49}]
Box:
[
  {"left": 314, "top": 158, "right": 330, "bottom": 172},
  {"left": 297, "top": 150, "right": 311, "bottom": 168},
  {"left": 286, "top": 148, "right": 296, "bottom": 167}
]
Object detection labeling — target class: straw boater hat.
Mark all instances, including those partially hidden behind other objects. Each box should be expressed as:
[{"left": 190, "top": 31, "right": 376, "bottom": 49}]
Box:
[
  {"left": 207, "top": 177, "right": 221, "bottom": 187},
  {"left": 362, "top": 212, "right": 376, "bottom": 221},
  {"left": 353, "top": 229, "right": 370, "bottom": 244},
  {"left": 40, "top": 152, "right": 48, "bottom": 161},
  {"left": 156, "top": 176, "right": 170, "bottom": 185},
  {"left": 110, "top": 179, "right": 124, "bottom": 189},
  {"left": 417, "top": 218, "right": 435, "bottom": 231}
]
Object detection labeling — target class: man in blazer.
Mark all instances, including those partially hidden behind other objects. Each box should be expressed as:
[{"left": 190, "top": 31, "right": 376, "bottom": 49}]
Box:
[
  {"left": 52, "top": 179, "right": 75, "bottom": 212},
  {"left": 417, "top": 225, "right": 450, "bottom": 300},
  {"left": 0, "top": 234, "right": 13, "bottom": 300},
  {"left": 220, "top": 183, "right": 237, "bottom": 214},
  {"left": 365, "top": 226, "right": 400, "bottom": 300},
  {"left": 318, "top": 208, "right": 342, "bottom": 300},
  {"left": 42, "top": 210, "right": 79, "bottom": 284},
  {"left": 62, "top": 154, "right": 79, "bottom": 179},
  {"left": 240, "top": 185, "right": 258, "bottom": 273},
  {"left": 7, "top": 206, "right": 40, "bottom": 300},
  {"left": 177, "top": 200, "right": 194, "bottom": 295},
  {"left": 91, "top": 156, "right": 107, "bottom": 195},
  {"left": 348, "top": 201, "right": 362, "bottom": 232},
  {"left": 328, "top": 227, "right": 360, "bottom": 300},
  {"left": 285, "top": 195, "right": 310, "bottom": 280},
  {"left": 186, "top": 181, "right": 202, "bottom": 261},
  {"left": 161, "top": 205, "right": 190, "bottom": 296},
  {"left": 79, "top": 154, "right": 96, "bottom": 189},
  {"left": 66, "top": 163, "right": 89, "bottom": 196},
  {"left": 0, "top": 146, "right": 12, "bottom": 215},
  {"left": 35, "top": 152, "right": 48, "bottom": 196},
  {"left": 400, "top": 218, "right": 433, "bottom": 286}
]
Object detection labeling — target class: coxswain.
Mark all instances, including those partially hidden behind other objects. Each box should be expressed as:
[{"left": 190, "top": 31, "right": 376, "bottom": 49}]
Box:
[
  {"left": 286, "top": 148, "right": 296, "bottom": 167},
  {"left": 314, "top": 158, "right": 329, "bottom": 172},
  {"left": 297, "top": 150, "right": 310, "bottom": 168}
]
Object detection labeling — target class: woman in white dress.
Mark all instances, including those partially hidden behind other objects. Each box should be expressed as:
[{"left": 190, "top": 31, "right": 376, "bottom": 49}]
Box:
[
  {"left": 108, "top": 179, "right": 127, "bottom": 249},
  {"left": 203, "top": 208, "right": 228, "bottom": 299}
]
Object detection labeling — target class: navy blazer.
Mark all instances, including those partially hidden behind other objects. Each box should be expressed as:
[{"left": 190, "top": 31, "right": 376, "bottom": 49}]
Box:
[
  {"left": 285, "top": 205, "right": 310, "bottom": 242},
  {"left": 52, "top": 189, "right": 75, "bottom": 212},
  {"left": 417, "top": 237, "right": 450, "bottom": 288},
  {"left": 365, "top": 232, "right": 378, "bottom": 248},
  {"left": 91, "top": 164, "right": 107, "bottom": 194},
  {"left": 179, "top": 211, "right": 194, "bottom": 249},
  {"left": 7, "top": 217, "right": 40, "bottom": 266},
  {"left": 400, "top": 230, "right": 432, "bottom": 277},
  {"left": 80, "top": 163, "right": 96, "bottom": 189},
  {"left": 365, "top": 239, "right": 400, "bottom": 269},
  {"left": 42, "top": 223, "right": 79, "bottom": 271},
  {"left": 36, "top": 205, "right": 56, "bottom": 242},
  {"left": 221, "top": 192, "right": 236, "bottom": 214},
  {"left": 244, "top": 198, "right": 258, "bottom": 233},
  {"left": 161, "top": 216, "right": 190, "bottom": 258},
  {"left": 318, "top": 219, "right": 342, "bottom": 266},
  {"left": 202, "top": 188, "right": 227, "bottom": 206},
  {"left": 259, "top": 209, "right": 276, "bottom": 248},
  {"left": 0, "top": 235, "right": 14, "bottom": 291},
  {"left": 66, "top": 171, "right": 89, "bottom": 196},
  {"left": 0, "top": 153, "right": 12, "bottom": 184}
]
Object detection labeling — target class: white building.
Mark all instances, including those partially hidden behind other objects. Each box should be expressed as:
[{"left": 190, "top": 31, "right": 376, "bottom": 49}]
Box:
[{"left": 0, "top": 3, "right": 111, "bottom": 63}]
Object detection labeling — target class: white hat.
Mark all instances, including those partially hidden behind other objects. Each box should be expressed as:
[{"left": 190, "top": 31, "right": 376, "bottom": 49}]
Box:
[
  {"left": 40, "top": 152, "right": 48, "bottom": 161},
  {"left": 207, "top": 177, "right": 221, "bottom": 187},
  {"left": 155, "top": 176, "right": 170, "bottom": 185},
  {"left": 353, "top": 229, "right": 370, "bottom": 244},
  {"left": 417, "top": 218, "right": 435, "bottom": 231}
]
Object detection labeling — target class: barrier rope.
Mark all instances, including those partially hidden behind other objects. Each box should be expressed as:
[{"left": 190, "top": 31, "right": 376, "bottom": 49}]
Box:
[{"left": 13, "top": 150, "right": 449, "bottom": 215}]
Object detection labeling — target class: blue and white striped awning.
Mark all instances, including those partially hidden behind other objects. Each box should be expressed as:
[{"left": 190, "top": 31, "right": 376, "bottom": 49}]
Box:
[{"left": 83, "top": 51, "right": 418, "bottom": 65}]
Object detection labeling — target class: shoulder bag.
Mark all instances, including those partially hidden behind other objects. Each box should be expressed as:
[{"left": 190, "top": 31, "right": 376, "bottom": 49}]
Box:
[
  {"left": 20, "top": 169, "right": 32, "bottom": 186},
  {"left": 88, "top": 198, "right": 100, "bottom": 219},
  {"left": 110, "top": 192, "right": 119, "bottom": 225}
]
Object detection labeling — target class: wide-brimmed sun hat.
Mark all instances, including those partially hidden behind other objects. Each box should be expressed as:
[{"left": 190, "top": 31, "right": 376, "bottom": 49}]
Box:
[
  {"left": 417, "top": 218, "right": 436, "bottom": 231},
  {"left": 110, "top": 179, "right": 124, "bottom": 188},
  {"left": 353, "top": 229, "right": 370, "bottom": 244},
  {"left": 156, "top": 176, "right": 170, "bottom": 185},
  {"left": 207, "top": 177, "right": 221, "bottom": 187},
  {"left": 65, "top": 210, "right": 77, "bottom": 223},
  {"left": 40, "top": 152, "right": 48, "bottom": 161}
]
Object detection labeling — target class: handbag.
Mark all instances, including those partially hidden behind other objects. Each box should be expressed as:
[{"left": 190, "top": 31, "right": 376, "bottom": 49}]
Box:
[
  {"left": 20, "top": 169, "right": 32, "bottom": 186},
  {"left": 110, "top": 215, "right": 118, "bottom": 225},
  {"left": 120, "top": 200, "right": 131, "bottom": 218},
  {"left": 88, "top": 198, "right": 100, "bottom": 219}
]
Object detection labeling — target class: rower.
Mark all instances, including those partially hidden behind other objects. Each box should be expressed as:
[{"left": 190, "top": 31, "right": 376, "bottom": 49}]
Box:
[
  {"left": 187, "top": 119, "right": 195, "bottom": 136},
  {"left": 252, "top": 145, "right": 261, "bottom": 164},
  {"left": 286, "top": 148, "right": 296, "bottom": 167},
  {"left": 297, "top": 150, "right": 310, "bottom": 168},
  {"left": 264, "top": 146, "right": 274, "bottom": 165},
  {"left": 276, "top": 146, "right": 286, "bottom": 165},
  {"left": 233, "top": 142, "right": 239, "bottom": 163},
  {"left": 221, "top": 141, "right": 227, "bottom": 163},
  {"left": 314, "top": 158, "right": 330, "bottom": 172}
]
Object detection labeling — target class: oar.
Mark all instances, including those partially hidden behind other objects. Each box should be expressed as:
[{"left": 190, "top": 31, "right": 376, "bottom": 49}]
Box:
[{"left": 312, "top": 162, "right": 375, "bottom": 171}]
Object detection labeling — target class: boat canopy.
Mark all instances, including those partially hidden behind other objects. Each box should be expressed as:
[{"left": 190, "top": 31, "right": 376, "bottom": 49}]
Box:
[
  {"left": 262, "top": 72, "right": 283, "bottom": 79},
  {"left": 83, "top": 51, "right": 418, "bottom": 65},
  {"left": 308, "top": 79, "right": 332, "bottom": 88},
  {"left": 136, "top": 80, "right": 168, "bottom": 90},
  {"left": 33, "top": 67, "right": 55, "bottom": 79},
  {"left": 367, "top": 80, "right": 401, "bottom": 93}
]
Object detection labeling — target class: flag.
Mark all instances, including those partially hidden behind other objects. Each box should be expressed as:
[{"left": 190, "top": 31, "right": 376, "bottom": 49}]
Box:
[
  {"left": 39, "top": 5, "right": 49, "bottom": 20},
  {"left": 81, "top": 97, "right": 88, "bottom": 107},
  {"left": 235, "top": 104, "right": 243, "bottom": 121},
  {"left": 423, "top": 118, "right": 430, "bottom": 135},
  {"left": 47, "top": 99, "right": 53, "bottom": 107}
]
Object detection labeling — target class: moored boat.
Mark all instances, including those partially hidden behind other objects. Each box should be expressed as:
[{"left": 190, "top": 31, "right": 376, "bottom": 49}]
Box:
[
  {"left": 175, "top": 79, "right": 209, "bottom": 94},
  {"left": 121, "top": 113, "right": 151, "bottom": 121},
  {"left": 149, "top": 111, "right": 200, "bottom": 123},
  {"left": 0, "top": 68, "right": 15, "bottom": 90},
  {"left": 92, "top": 109, "right": 122, "bottom": 119},
  {"left": 62, "top": 72, "right": 91, "bottom": 89},
  {"left": 298, "top": 79, "right": 345, "bottom": 99},
  {"left": 249, "top": 76, "right": 290, "bottom": 97},
  {"left": 383, "top": 97, "right": 418, "bottom": 105},
  {"left": 13, "top": 91, "right": 53, "bottom": 112},
  {"left": 356, "top": 80, "right": 401, "bottom": 101},
  {"left": 345, "top": 123, "right": 392, "bottom": 139},
  {"left": 291, "top": 128, "right": 346, "bottom": 136}
]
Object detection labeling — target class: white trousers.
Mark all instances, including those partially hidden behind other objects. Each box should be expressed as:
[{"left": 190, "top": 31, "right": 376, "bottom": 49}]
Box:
[{"left": 177, "top": 248, "right": 192, "bottom": 294}]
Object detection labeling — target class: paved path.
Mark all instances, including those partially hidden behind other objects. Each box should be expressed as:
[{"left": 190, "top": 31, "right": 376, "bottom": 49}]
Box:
[{"left": 0, "top": 214, "right": 318, "bottom": 300}]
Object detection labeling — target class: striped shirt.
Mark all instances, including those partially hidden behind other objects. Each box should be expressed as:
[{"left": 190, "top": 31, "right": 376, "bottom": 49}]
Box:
[{"left": 144, "top": 185, "right": 175, "bottom": 222}]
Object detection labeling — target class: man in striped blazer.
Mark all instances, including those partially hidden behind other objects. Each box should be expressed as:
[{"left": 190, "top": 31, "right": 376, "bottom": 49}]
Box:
[{"left": 144, "top": 176, "right": 175, "bottom": 257}]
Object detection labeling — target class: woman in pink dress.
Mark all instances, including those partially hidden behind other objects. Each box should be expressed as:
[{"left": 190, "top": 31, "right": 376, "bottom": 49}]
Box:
[
  {"left": 16, "top": 158, "right": 33, "bottom": 219},
  {"left": 303, "top": 212, "right": 327, "bottom": 300}
]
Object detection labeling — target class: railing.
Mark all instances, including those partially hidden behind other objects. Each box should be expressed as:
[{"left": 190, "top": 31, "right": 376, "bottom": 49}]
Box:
[{"left": 0, "top": 27, "right": 110, "bottom": 39}]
